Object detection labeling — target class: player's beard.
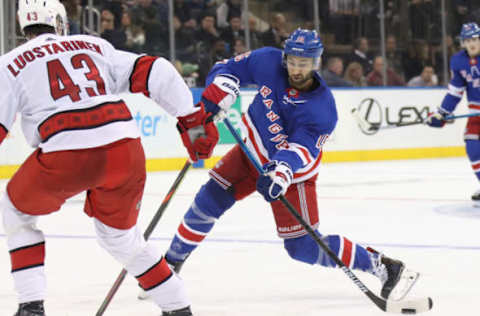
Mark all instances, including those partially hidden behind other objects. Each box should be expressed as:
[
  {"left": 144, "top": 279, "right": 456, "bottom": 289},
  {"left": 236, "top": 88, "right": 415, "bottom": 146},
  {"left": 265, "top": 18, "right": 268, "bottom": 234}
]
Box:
[{"left": 288, "top": 73, "right": 313, "bottom": 90}]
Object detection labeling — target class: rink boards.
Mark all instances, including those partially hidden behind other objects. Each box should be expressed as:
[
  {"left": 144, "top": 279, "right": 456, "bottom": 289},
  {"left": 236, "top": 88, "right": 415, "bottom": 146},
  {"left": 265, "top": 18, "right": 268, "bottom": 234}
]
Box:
[{"left": 0, "top": 87, "right": 468, "bottom": 178}]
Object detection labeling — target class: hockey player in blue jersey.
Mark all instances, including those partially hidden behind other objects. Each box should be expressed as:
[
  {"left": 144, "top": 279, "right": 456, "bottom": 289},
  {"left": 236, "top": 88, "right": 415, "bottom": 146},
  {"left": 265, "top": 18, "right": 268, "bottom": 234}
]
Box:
[
  {"left": 427, "top": 22, "right": 480, "bottom": 202},
  {"left": 164, "top": 29, "right": 419, "bottom": 302}
]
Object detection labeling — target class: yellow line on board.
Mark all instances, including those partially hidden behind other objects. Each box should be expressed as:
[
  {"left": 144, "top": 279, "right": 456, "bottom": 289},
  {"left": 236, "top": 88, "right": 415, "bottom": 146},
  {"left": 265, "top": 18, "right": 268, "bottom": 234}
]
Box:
[
  {"left": 322, "top": 146, "right": 466, "bottom": 162},
  {"left": 145, "top": 158, "right": 191, "bottom": 171},
  {"left": 0, "top": 146, "right": 467, "bottom": 179},
  {"left": 0, "top": 165, "right": 20, "bottom": 180}
]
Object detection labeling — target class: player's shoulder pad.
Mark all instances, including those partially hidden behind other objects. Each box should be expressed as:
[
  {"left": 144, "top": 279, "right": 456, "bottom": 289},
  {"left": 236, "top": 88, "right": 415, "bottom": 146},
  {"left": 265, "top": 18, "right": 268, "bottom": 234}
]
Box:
[
  {"left": 68, "top": 34, "right": 114, "bottom": 52},
  {"left": 450, "top": 50, "right": 470, "bottom": 69},
  {"left": 313, "top": 90, "right": 337, "bottom": 120},
  {"left": 313, "top": 73, "right": 335, "bottom": 101},
  {"left": 250, "top": 46, "right": 283, "bottom": 61},
  {"left": 300, "top": 84, "right": 338, "bottom": 126},
  {"left": 0, "top": 38, "right": 32, "bottom": 68}
]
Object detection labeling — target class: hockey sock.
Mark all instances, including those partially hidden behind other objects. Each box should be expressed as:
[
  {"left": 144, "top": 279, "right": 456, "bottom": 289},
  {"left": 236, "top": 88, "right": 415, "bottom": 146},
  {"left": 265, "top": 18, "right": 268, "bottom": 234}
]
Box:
[
  {"left": 466, "top": 140, "right": 480, "bottom": 181},
  {"left": 319, "top": 234, "right": 375, "bottom": 272},
  {"left": 94, "top": 219, "right": 190, "bottom": 310},
  {"left": 284, "top": 232, "right": 375, "bottom": 272},
  {"left": 135, "top": 257, "right": 190, "bottom": 311},
  {"left": 1, "top": 193, "right": 46, "bottom": 303},
  {"left": 166, "top": 179, "right": 235, "bottom": 263},
  {"left": 9, "top": 240, "right": 46, "bottom": 303}
]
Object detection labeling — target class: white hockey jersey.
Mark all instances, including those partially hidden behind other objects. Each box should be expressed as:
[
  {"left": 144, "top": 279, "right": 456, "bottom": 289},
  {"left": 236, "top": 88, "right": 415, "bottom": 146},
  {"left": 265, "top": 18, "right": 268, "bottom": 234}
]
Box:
[{"left": 0, "top": 33, "right": 196, "bottom": 152}]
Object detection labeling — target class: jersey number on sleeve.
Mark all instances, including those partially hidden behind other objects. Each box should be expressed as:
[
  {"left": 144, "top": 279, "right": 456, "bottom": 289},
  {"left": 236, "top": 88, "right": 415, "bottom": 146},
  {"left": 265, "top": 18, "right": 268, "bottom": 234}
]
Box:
[{"left": 47, "top": 53, "right": 106, "bottom": 102}]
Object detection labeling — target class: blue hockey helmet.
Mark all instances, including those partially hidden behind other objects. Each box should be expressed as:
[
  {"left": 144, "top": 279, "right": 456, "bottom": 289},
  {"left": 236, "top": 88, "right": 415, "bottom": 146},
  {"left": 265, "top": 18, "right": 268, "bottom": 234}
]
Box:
[
  {"left": 283, "top": 28, "right": 324, "bottom": 68},
  {"left": 459, "top": 22, "right": 480, "bottom": 41}
]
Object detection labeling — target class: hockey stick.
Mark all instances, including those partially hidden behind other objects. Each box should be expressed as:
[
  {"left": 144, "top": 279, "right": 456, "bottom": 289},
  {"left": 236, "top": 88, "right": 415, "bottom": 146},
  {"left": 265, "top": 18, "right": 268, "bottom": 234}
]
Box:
[
  {"left": 223, "top": 118, "right": 433, "bottom": 314},
  {"left": 95, "top": 160, "right": 192, "bottom": 316},
  {"left": 351, "top": 108, "right": 423, "bottom": 135},
  {"left": 352, "top": 107, "right": 480, "bottom": 135},
  {"left": 445, "top": 112, "right": 480, "bottom": 120}
]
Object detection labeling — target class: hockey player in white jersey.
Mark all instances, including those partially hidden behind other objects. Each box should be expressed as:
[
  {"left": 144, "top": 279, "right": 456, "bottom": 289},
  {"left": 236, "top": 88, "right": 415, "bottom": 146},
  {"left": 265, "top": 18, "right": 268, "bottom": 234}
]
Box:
[{"left": 0, "top": 1, "right": 224, "bottom": 315}]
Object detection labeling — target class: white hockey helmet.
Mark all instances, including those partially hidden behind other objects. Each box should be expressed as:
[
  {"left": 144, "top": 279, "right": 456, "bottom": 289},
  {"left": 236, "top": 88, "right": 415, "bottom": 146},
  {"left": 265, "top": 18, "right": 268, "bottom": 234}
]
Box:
[
  {"left": 54, "top": 0, "right": 69, "bottom": 35},
  {"left": 18, "top": 0, "right": 68, "bottom": 36}
]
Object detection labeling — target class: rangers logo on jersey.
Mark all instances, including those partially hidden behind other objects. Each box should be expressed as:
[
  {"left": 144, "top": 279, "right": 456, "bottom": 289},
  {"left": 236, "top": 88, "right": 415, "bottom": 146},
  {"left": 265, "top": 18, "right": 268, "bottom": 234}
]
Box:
[
  {"left": 268, "top": 123, "right": 283, "bottom": 134},
  {"left": 283, "top": 88, "right": 306, "bottom": 106},
  {"left": 260, "top": 85, "right": 272, "bottom": 98},
  {"left": 208, "top": 46, "right": 337, "bottom": 183},
  {"left": 295, "top": 36, "right": 305, "bottom": 44},
  {"left": 263, "top": 99, "right": 273, "bottom": 109},
  {"left": 287, "top": 88, "right": 299, "bottom": 98}
]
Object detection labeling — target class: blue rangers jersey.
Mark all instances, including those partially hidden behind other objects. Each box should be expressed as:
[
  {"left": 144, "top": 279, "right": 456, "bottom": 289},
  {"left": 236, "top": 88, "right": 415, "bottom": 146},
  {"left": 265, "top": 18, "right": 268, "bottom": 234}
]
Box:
[
  {"left": 207, "top": 47, "right": 338, "bottom": 183},
  {"left": 440, "top": 50, "right": 480, "bottom": 113}
]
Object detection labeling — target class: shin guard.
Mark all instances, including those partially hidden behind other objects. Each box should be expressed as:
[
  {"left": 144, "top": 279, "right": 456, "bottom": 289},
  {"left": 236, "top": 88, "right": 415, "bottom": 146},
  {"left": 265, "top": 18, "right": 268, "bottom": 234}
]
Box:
[{"left": 166, "top": 179, "right": 235, "bottom": 263}]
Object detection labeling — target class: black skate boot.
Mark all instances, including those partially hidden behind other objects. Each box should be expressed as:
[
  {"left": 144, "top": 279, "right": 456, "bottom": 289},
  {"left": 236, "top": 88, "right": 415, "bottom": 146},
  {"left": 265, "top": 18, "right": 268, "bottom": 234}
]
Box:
[
  {"left": 472, "top": 189, "right": 480, "bottom": 207},
  {"left": 379, "top": 255, "right": 405, "bottom": 299},
  {"left": 162, "top": 306, "right": 192, "bottom": 316},
  {"left": 14, "top": 300, "right": 45, "bottom": 316},
  {"left": 368, "top": 247, "right": 418, "bottom": 300}
]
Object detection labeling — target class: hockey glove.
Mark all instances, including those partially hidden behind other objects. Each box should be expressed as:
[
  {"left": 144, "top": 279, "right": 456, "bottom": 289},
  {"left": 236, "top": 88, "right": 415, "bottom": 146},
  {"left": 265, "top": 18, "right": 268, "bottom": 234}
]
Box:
[
  {"left": 426, "top": 108, "right": 449, "bottom": 128},
  {"left": 177, "top": 103, "right": 219, "bottom": 162},
  {"left": 256, "top": 161, "right": 293, "bottom": 202},
  {"left": 201, "top": 75, "right": 240, "bottom": 120}
]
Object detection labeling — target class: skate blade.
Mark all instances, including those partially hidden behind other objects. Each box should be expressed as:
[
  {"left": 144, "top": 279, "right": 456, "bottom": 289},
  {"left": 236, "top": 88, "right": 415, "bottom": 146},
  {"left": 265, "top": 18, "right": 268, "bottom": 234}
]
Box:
[{"left": 389, "top": 269, "right": 420, "bottom": 301}]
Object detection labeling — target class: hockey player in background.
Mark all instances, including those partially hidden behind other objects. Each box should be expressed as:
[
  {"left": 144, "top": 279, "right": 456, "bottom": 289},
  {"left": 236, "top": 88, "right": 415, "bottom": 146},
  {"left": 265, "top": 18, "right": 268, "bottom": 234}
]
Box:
[
  {"left": 0, "top": 1, "right": 225, "bottom": 315},
  {"left": 427, "top": 22, "right": 480, "bottom": 203},
  {"left": 163, "top": 29, "right": 420, "bottom": 304}
]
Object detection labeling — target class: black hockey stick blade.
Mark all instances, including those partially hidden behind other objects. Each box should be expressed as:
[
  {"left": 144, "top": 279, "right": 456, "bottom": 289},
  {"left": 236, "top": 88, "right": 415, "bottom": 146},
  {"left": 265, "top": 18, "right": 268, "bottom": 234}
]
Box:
[{"left": 95, "top": 160, "right": 192, "bottom": 316}]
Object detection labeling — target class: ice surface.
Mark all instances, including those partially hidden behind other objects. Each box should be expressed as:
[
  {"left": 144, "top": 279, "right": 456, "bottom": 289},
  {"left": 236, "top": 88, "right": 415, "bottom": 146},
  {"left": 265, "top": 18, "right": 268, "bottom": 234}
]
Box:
[{"left": 0, "top": 157, "right": 478, "bottom": 316}]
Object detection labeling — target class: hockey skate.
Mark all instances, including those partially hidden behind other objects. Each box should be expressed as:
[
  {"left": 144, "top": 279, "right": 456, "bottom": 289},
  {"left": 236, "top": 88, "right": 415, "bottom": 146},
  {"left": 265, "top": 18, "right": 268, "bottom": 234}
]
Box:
[
  {"left": 14, "top": 300, "right": 45, "bottom": 316},
  {"left": 368, "top": 248, "right": 419, "bottom": 301},
  {"left": 471, "top": 189, "right": 480, "bottom": 207},
  {"left": 162, "top": 306, "right": 193, "bottom": 316}
]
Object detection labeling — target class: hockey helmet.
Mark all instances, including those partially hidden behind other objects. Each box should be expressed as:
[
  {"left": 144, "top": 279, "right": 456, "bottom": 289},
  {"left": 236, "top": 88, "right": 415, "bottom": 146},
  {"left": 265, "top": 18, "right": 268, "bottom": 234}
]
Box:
[
  {"left": 55, "top": 0, "right": 69, "bottom": 36},
  {"left": 283, "top": 28, "right": 324, "bottom": 68},
  {"left": 459, "top": 22, "right": 480, "bottom": 41},
  {"left": 18, "top": 0, "right": 68, "bottom": 36}
]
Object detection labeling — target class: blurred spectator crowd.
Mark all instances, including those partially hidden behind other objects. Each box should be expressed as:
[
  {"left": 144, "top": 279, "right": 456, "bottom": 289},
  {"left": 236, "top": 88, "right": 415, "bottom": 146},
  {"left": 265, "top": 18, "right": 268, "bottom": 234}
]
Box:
[{"left": 60, "top": 0, "right": 480, "bottom": 88}]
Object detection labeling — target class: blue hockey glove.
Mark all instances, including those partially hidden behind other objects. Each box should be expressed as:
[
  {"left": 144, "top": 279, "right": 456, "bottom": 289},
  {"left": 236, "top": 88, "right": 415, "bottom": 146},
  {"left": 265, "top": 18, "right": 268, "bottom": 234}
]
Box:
[
  {"left": 256, "top": 161, "right": 293, "bottom": 202},
  {"left": 426, "top": 108, "right": 449, "bottom": 128}
]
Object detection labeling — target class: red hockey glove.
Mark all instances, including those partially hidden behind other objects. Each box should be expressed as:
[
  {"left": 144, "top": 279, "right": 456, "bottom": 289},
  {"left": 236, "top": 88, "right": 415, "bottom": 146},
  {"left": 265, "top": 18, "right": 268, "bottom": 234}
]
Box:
[
  {"left": 201, "top": 75, "right": 240, "bottom": 120},
  {"left": 177, "top": 103, "right": 219, "bottom": 162}
]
